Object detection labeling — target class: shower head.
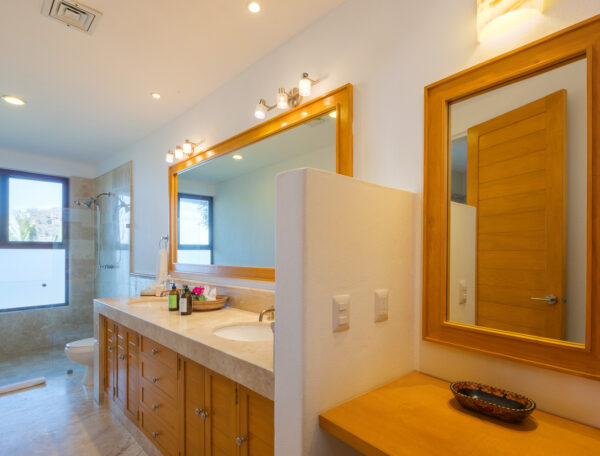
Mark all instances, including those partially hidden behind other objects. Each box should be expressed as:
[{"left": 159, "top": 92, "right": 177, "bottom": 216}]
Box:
[{"left": 75, "top": 197, "right": 96, "bottom": 209}]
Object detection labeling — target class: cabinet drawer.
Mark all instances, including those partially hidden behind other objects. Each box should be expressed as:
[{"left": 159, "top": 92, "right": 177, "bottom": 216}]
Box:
[
  {"left": 140, "top": 377, "right": 178, "bottom": 435},
  {"left": 141, "top": 336, "right": 177, "bottom": 370},
  {"left": 140, "top": 355, "right": 177, "bottom": 401},
  {"left": 140, "top": 407, "right": 178, "bottom": 456}
]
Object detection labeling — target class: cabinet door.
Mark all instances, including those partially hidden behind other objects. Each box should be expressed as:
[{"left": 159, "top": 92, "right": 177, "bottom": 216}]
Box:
[
  {"left": 126, "top": 329, "right": 139, "bottom": 423},
  {"left": 182, "top": 358, "right": 206, "bottom": 455},
  {"left": 238, "top": 386, "right": 274, "bottom": 456},
  {"left": 114, "top": 324, "right": 128, "bottom": 410},
  {"left": 104, "top": 317, "right": 116, "bottom": 397},
  {"left": 204, "top": 369, "right": 238, "bottom": 456}
]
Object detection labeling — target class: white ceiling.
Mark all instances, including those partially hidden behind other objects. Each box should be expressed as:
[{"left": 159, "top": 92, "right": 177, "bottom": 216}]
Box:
[{"left": 0, "top": 0, "right": 345, "bottom": 164}]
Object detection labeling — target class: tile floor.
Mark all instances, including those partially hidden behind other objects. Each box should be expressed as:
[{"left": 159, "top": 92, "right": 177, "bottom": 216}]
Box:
[{"left": 0, "top": 348, "right": 148, "bottom": 456}]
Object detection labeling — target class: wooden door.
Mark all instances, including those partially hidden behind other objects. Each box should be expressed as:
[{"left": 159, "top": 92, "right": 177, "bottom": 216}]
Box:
[
  {"left": 238, "top": 386, "right": 274, "bottom": 456},
  {"left": 182, "top": 358, "right": 206, "bottom": 455},
  {"left": 466, "top": 89, "right": 567, "bottom": 339},
  {"left": 115, "top": 324, "right": 128, "bottom": 410},
  {"left": 204, "top": 369, "right": 238, "bottom": 456},
  {"left": 126, "top": 329, "right": 139, "bottom": 423},
  {"left": 104, "top": 317, "right": 116, "bottom": 397}
]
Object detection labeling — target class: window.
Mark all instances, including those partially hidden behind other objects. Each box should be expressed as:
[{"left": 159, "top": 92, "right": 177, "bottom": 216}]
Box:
[
  {"left": 0, "top": 169, "right": 69, "bottom": 311},
  {"left": 177, "top": 193, "right": 213, "bottom": 265}
]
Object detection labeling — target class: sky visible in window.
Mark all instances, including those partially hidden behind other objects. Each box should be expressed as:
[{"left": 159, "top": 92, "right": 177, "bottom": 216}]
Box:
[{"left": 9, "top": 178, "right": 62, "bottom": 210}]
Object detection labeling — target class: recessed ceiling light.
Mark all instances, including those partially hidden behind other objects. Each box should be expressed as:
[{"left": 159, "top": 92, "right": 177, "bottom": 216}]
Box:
[
  {"left": 2, "top": 95, "right": 25, "bottom": 106},
  {"left": 248, "top": 2, "right": 261, "bottom": 13},
  {"left": 329, "top": 110, "right": 337, "bottom": 118},
  {"left": 233, "top": 154, "right": 244, "bottom": 160},
  {"left": 151, "top": 92, "right": 161, "bottom": 99}
]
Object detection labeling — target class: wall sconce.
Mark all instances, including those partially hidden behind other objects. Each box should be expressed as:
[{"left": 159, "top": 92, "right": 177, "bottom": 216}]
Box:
[
  {"left": 477, "top": 0, "right": 544, "bottom": 42},
  {"left": 165, "top": 139, "right": 205, "bottom": 163},
  {"left": 254, "top": 72, "right": 320, "bottom": 119}
]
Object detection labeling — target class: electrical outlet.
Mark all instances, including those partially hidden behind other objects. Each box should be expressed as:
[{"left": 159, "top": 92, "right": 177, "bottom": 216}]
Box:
[
  {"left": 332, "top": 295, "right": 350, "bottom": 332},
  {"left": 459, "top": 280, "right": 467, "bottom": 305},
  {"left": 374, "top": 289, "right": 389, "bottom": 322}
]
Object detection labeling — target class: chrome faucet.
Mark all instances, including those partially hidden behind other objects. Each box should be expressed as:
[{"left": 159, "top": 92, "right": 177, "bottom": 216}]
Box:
[{"left": 258, "top": 306, "right": 275, "bottom": 322}]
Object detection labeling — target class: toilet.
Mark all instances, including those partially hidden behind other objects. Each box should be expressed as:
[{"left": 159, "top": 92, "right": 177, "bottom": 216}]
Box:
[{"left": 65, "top": 338, "right": 96, "bottom": 386}]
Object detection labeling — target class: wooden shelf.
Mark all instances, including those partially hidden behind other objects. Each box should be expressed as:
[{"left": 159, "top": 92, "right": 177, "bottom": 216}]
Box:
[{"left": 319, "top": 372, "right": 600, "bottom": 455}]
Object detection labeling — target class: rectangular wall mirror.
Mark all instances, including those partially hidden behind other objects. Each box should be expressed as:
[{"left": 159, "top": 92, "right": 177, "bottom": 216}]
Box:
[
  {"left": 169, "top": 84, "right": 353, "bottom": 281},
  {"left": 423, "top": 17, "right": 600, "bottom": 379}
]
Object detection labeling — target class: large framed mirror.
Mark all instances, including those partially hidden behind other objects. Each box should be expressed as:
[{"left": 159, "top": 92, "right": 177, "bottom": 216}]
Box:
[
  {"left": 169, "top": 84, "right": 352, "bottom": 281},
  {"left": 423, "top": 17, "right": 600, "bottom": 379}
]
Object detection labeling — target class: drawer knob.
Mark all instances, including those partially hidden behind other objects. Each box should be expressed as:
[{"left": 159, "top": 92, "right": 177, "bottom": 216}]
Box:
[
  {"left": 118, "top": 354, "right": 125, "bottom": 360},
  {"left": 152, "top": 404, "right": 160, "bottom": 411},
  {"left": 236, "top": 436, "right": 246, "bottom": 446},
  {"left": 194, "top": 407, "right": 202, "bottom": 416},
  {"left": 107, "top": 346, "right": 112, "bottom": 352},
  {"left": 201, "top": 411, "right": 209, "bottom": 420},
  {"left": 152, "top": 431, "right": 159, "bottom": 439},
  {"left": 151, "top": 348, "right": 159, "bottom": 355},
  {"left": 152, "top": 377, "right": 159, "bottom": 383}
]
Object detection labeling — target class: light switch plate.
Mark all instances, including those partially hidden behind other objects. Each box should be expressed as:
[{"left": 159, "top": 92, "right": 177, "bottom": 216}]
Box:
[
  {"left": 332, "top": 295, "right": 350, "bottom": 332},
  {"left": 374, "top": 289, "right": 389, "bottom": 322}
]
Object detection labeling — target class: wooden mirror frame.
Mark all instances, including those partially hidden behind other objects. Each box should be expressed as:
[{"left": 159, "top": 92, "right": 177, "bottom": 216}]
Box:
[
  {"left": 423, "top": 16, "right": 600, "bottom": 379},
  {"left": 169, "top": 84, "right": 353, "bottom": 281}
]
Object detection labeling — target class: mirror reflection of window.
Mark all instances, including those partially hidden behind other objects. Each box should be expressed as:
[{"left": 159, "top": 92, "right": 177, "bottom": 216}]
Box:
[
  {"left": 177, "top": 194, "right": 213, "bottom": 265},
  {"left": 447, "top": 58, "right": 587, "bottom": 344}
]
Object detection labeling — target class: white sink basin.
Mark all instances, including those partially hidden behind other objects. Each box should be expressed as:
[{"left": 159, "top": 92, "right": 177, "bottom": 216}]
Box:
[{"left": 213, "top": 323, "right": 273, "bottom": 342}]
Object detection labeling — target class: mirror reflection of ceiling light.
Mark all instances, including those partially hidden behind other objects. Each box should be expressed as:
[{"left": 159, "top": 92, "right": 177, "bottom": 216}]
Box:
[
  {"left": 248, "top": 2, "right": 261, "bottom": 13},
  {"left": 477, "top": 0, "right": 544, "bottom": 42},
  {"left": 2, "top": 95, "right": 26, "bottom": 106},
  {"left": 151, "top": 92, "right": 161, "bottom": 99},
  {"left": 254, "top": 72, "right": 320, "bottom": 119},
  {"left": 233, "top": 154, "right": 244, "bottom": 160}
]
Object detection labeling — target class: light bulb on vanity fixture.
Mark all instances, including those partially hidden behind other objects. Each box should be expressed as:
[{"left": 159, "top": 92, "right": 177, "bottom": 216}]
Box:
[
  {"left": 254, "top": 72, "right": 320, "bottom": 119},
  {"left": 174, "top": 146, "right": 184, "bottom": 160},
  {"left": 165, "top": 150, "right": 175, "bottom": 163},
  {"left": 477, "top": 0, "right": 544, "bottom": 42}
]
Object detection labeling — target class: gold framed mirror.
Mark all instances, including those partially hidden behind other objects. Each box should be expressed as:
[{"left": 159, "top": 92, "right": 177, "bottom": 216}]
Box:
[
  {"left": 169, "top": 84, "right": 353, "bottom": 281},
  {"left": 423, "top": 16, "right": 600, "bottom": 379}
]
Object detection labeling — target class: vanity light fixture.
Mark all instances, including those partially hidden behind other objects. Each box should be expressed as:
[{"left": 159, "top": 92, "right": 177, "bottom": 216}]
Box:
[
  {"left": 182, "top": 139, "right": 205, "bottom": 157},
  {"left": 232, "top": 154, "right": 244, "bottom": 160},
  {"left": 2, "top": 95, "right": 26, "bottom": 106},
  {"left": 165, "top": 139, "right": 206, "bottom": 162},
  {"left": 254, "top": 72, "right": 320, "bottom": 119},
  {"left": 165, "top": 150, "right": 175, "bottom": 163},
  {"left": 248, "top": 2, "right": 261, "bottom": 13},
  {"left": 477, "top": 0, "right": 544, "bottom": 42}
]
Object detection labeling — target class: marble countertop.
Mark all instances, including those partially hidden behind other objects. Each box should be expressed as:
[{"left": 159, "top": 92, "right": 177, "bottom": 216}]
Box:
[{"left": 94, "top": 297, "right": 274, "bottom": 400}]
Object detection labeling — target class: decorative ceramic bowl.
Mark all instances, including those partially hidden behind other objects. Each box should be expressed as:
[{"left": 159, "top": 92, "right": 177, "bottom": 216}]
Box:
[{"left": 450, "top": 381, "right": 536, "bottom": 423}]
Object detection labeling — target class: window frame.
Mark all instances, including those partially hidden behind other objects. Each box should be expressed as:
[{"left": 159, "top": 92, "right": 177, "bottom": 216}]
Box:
[
  {"left": 177, "top": 193, "right": 213, "bottom": 264},
  {"left": 0, "top": 168, "right": 69, "bottom": 312}
]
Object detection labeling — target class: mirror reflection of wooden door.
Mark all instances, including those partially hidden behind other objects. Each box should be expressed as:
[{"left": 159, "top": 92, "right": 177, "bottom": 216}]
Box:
[{"left": 466, "top": 90, "right": 567, "bottom": 339}]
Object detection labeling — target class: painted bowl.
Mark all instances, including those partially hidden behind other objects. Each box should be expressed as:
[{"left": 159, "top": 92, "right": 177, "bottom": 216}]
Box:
[{"left": 450, "top": 381, "right": 536, "bottom": 423}]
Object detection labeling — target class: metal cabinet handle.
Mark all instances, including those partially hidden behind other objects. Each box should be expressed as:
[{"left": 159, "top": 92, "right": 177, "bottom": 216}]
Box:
[
  {"left": 201, "top": 411, "right": 209, "bottom": 420},
  {"left": 151, "top": 431, "right": 159, "bottom": 439},
  {"left": 118, "top": 354, "right": 125, "bottom": 360},
  {"left": 152, "top": 377, "right": 159, "bottom": 383},
  {"left": 530, "top": 294, "right": 558, "bottom": 305},
  {"left": 107, "top": 346, "right": 112, "bottom": 352},
  {"left": 236, "top": 436, "right": 246, "bottom": 446},
  {"left": 151, "top": 348, "right": 159, "bottom": 355},
  {"left": 194, "top": 407, "right": 203, "bottom": 416},
  {"left": 152, "top": 404, "right": 160, "bottom": 411}
]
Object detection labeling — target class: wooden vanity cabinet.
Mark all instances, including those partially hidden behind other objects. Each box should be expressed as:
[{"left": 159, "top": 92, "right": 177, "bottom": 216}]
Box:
[
  {"left": 182, "top": 357, "right": 274, "bottom": 456},
  {"left": 102, "top": 319, "right": 274, "bottom": 456}
]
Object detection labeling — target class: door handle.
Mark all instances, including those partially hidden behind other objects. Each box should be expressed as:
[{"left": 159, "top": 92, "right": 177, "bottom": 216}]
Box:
[
  {"left": 530, "top": 295, "right": 558, "bottom": 305},
  {"left": 236, "top": 436, "right": 246, "bottom": 446},
  {"left": 151, "top": 377, "right": 159, "bottom": 383}
]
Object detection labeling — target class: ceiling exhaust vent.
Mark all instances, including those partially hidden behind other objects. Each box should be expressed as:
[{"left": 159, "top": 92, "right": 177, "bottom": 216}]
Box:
[{"left": 41, "top": 0, "right": 102, "bottom": 34}]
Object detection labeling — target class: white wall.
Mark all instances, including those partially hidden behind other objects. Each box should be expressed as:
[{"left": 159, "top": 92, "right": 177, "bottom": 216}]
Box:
[
  {"left": 275, "top": 169, "right": 415, "bottom": 455},
  {"left": 0, "top": 147, "right": 96, "bottom": 178},
  {"left": 448, "top": 202, "right": 477, "bottom": 325},
  {"left": 94, "top": 0, "right": 600, "bottom": 431}
]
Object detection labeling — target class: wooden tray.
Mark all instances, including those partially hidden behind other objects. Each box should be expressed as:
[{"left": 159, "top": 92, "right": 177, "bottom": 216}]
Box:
[{"left": 192, "top": 295, "right": 228, "bottom": 312}]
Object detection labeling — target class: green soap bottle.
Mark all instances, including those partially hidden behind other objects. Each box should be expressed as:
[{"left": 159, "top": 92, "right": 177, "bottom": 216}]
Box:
[{"left": 168, "top": 283, "right": 179, "bottom": 311}]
